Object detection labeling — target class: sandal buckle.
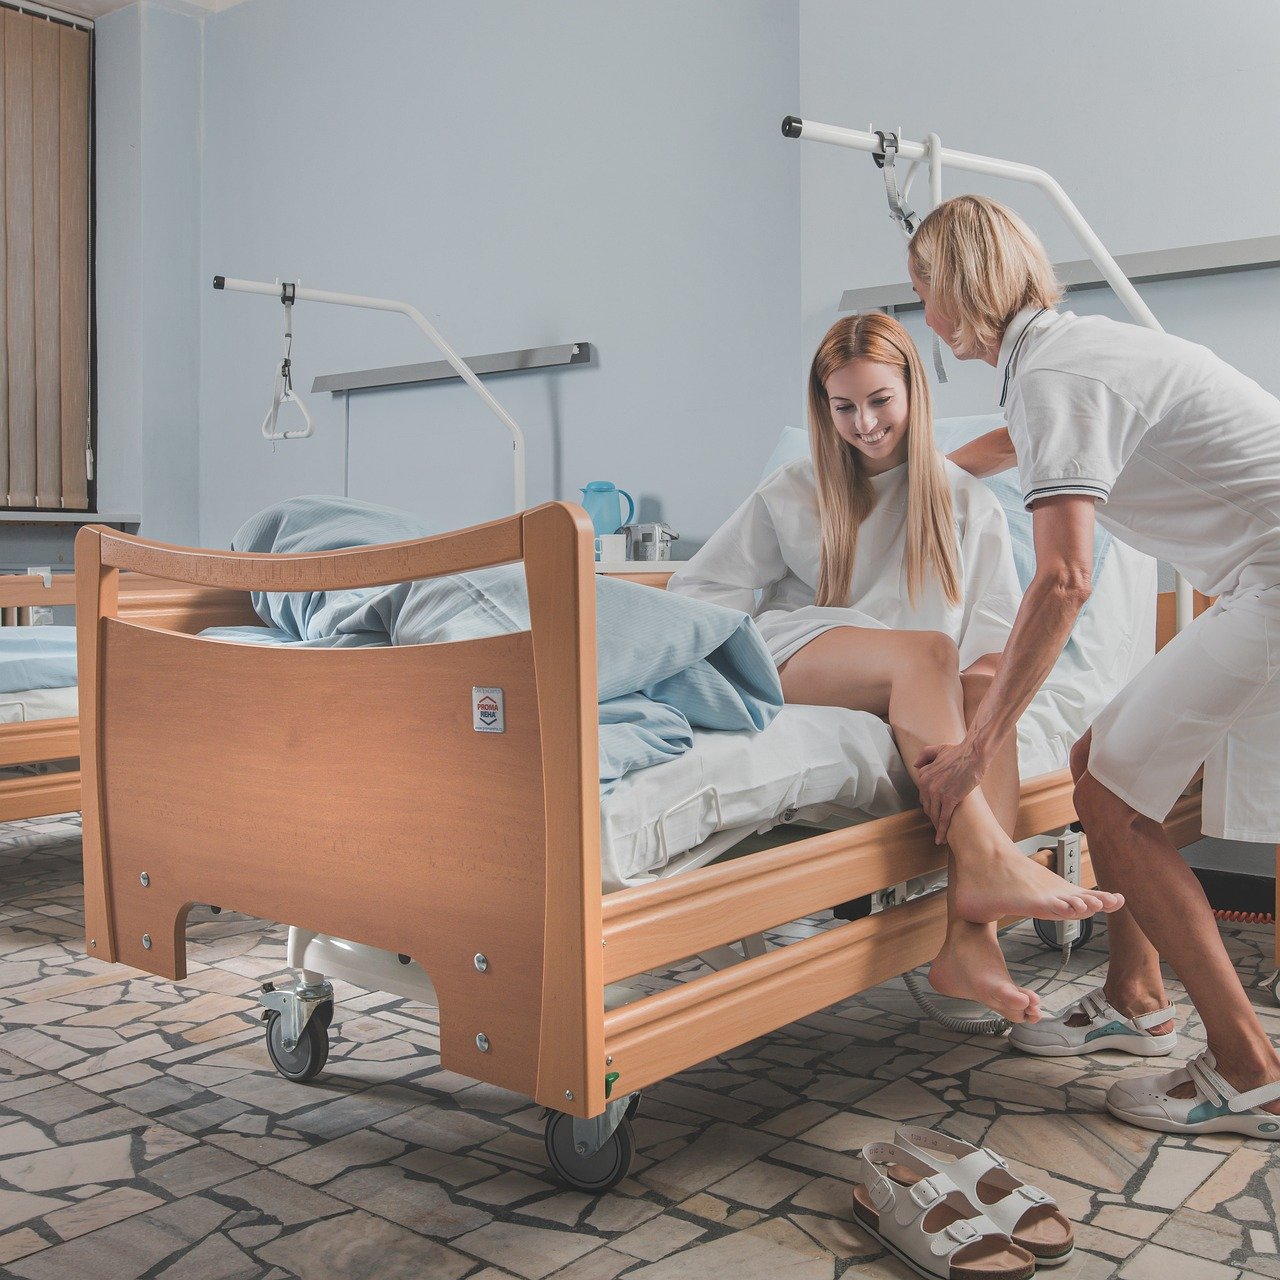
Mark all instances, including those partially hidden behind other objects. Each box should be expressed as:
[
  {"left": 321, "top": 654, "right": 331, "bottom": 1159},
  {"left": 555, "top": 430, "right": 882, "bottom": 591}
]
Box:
[
  {"left": 911, "top": 1176, "right": 944, "bottom": 1210},
  {"left": 868, "top": 1177, "right": 895, "bottom": 1211},
  {"left": 981, "top": 1147, "right": 1008, "bottom": 1169},
  {"left": 944, "top": 1219, "right": 979, "bottom": 1245},
  {"left": 1018, "top": 1184, "right": 1050, "bottom": 1205}
]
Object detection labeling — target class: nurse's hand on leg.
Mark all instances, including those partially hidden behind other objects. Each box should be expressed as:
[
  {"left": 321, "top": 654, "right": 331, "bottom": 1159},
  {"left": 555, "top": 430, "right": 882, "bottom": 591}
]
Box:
[{"left": 916, "top": 736, "right": 987, "bottom": 843}]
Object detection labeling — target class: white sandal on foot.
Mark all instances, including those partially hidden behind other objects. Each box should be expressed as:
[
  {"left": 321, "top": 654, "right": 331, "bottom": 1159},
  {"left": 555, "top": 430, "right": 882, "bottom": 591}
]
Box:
[
  {"left": 892, "top": 1126, "right": 1074, "bottom": 1266},
  {"left": 1106, "top": 1049, "right": 1280, "bottom": 1138},
  {"left": 851, "top": 1141, "right": 1035, "bottom": 1280},
  {"left": 1008, "top": 990, "right": 1176, "bottom": 1057}
]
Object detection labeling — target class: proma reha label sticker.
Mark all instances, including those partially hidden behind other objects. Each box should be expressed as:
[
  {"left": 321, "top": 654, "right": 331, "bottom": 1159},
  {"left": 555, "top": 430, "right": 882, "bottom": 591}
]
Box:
[{"left": 472, "top": 687, "right": 505, "bottom": 733}]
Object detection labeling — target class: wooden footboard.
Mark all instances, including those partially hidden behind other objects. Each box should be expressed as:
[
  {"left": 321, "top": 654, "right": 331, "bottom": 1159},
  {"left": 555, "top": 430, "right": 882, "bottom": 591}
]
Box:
[{"left": 76, "top": 505, "right": 606, "bottom": 1114}]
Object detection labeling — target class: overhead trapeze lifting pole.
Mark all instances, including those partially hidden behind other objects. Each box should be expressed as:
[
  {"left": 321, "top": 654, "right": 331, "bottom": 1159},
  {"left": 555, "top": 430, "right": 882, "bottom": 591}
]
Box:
[
  {"left": 781, "top": 115, "right": 1190, "bottom": 629},
  {"left": 213, "top": 275, "right": 527, "bottom": 513}
]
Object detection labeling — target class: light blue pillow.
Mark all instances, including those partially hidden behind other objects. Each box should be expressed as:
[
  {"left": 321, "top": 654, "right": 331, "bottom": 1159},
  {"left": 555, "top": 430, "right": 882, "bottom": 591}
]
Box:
[{"left": 761, "top": 416, "right": 1111, "bottom": 592}]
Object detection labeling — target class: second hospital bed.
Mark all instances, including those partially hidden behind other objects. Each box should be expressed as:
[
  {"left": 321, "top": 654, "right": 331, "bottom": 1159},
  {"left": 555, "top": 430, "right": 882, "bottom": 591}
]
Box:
[{"left": 74, "top": 485, "right": 1223, "bottom": 1195}]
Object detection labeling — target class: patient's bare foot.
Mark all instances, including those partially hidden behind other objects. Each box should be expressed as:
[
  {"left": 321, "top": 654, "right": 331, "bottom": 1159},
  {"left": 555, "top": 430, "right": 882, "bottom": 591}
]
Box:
[
  {"left": 953, "top": 847, "right": 1124, "bottom": 925},
  {"left": 929, "top": 923, "right": 1042, "bottom": 1024}
]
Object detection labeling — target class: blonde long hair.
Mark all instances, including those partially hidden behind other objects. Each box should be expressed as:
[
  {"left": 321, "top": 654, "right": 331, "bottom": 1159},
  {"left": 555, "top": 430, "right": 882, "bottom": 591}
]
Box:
[
  {"left": 809, "top": 313, "right": 961, "bottom": 609},
  {"left": 908, "top": 195, "right": 1062, "bottom": 359}
]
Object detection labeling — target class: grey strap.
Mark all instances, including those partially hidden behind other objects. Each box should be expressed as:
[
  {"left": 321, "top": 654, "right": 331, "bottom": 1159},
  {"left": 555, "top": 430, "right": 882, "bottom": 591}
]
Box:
[
  {"left": 873, "top": 128, "right": 948, "bottom": 385},
  {"left": 873, "top": 131, "right": 918, "bottom": 235}
]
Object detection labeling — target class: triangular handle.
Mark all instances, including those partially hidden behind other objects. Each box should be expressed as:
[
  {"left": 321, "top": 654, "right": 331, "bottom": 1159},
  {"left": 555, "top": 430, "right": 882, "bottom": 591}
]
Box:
[{"left": 262, "top": 386, "right": 315, "bottom": 441}]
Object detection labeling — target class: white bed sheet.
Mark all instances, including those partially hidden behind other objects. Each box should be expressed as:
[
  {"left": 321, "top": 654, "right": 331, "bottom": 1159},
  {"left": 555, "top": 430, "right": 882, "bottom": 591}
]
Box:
[
  {"left": 600, "top": 540, "right": 1155, "bottom": 891},
  {"left": 0, "top": 685, "right": 77, "bottom": 725}
]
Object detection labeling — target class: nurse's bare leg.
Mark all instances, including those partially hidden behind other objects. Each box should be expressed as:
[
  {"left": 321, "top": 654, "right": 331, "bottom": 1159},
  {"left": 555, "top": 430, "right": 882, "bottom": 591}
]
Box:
[
  {"left": 779, "top": 628, "right": 1120, "bottom": 923},
  {"left": 1066, "top": 731, "right": 1175, "bottom": 1035},
  {"left": 1075, "top": 770, "right": 1280, "bottom": 1109}
]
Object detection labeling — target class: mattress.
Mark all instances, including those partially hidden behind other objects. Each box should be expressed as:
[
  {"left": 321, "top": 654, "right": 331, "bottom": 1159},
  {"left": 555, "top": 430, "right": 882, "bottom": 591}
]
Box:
[
  {"left": 0, "top": 685, "right": 78, "bottom": 725},
  {"left": 600, "top": 539, "right": 1156, "bottom": 891},
  {"left": 0, "top": 626, "right": 78, "bottom": 694}
]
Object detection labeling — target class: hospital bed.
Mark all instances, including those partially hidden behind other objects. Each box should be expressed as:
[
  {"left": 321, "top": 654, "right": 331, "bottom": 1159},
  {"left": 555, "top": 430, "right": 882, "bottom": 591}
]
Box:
[
  {"left": 0, "top": 571, "right": 264, "bottom": 823},
  {"left": 0, "top": 573, "right": 80, "bottom": 821},
  {"left": 74, "top": 498, "right": 1235, "bottom": 1194}
]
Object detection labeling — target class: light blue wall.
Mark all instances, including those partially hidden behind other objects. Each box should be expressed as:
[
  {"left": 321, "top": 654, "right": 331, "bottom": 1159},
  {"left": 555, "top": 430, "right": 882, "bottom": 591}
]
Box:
[
  {"left": 93, "top": 5, "right": 143, "bottom": 522},
  {"left": 93, "top": 0, "right": 201, "bottom": 544},
  {"left": 197, "top": 0, "right": 801, "bottom": 549},
  {"left": 797, "top": 0, "right": 1280, "bottom": 405},
  {"left": 797, "top": 0, "right": 1280, "bottom": 876}
]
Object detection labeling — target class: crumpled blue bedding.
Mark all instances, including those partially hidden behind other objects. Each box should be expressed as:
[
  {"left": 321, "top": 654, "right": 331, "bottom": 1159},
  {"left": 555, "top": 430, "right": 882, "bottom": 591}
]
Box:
[{"left": 202, "top": 497, "right": 783, "bottom": 791}]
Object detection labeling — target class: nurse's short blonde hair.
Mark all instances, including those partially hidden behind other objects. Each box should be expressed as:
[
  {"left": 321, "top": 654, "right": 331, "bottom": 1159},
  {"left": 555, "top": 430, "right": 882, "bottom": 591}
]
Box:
[{"left": 908, "top": 195, "right": 1063, "bottom": 358}]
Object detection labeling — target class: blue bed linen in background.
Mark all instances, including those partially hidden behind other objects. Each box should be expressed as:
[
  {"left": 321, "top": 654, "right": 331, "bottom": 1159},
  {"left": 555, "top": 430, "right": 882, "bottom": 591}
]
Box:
[
  {"left": 221, "top": 497, "right": 783, "bottom": 791},
  {"left": 0, "top": 626, "right": 78, "bottom": 693}
]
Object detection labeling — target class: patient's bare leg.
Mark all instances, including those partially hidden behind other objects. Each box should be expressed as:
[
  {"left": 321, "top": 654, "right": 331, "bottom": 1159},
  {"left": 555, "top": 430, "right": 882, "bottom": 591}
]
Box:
[
  {"left": 927, "top": 661, "right": 1041, "bottom": 1021},
  {"left": 929, "top": 859, "right": 1043, "bottom": 1023},
  {"left": 779, "top": 628, "right": 1123, "bottom": 925}
]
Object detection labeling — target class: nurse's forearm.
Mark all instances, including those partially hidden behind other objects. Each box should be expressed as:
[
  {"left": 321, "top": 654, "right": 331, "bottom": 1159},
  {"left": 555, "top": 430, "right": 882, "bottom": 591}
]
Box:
[
  {"left": 946, "top": 427, "right": 1016, "bottom": 478},
  {"left": 969, "top": 574, "right": 1090, "bottom": 761}
]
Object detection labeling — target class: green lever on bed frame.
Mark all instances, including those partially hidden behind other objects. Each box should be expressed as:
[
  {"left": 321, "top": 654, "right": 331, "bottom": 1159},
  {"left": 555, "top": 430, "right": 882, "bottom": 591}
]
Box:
[{"left": 604, "top": 1071, "right": 620, "bottom": 1099}]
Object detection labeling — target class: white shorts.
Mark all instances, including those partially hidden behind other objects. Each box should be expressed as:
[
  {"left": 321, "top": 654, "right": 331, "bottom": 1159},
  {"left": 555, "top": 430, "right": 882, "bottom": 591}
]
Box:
[{"left": 1088, "top": 584, "right": 1280, "bottom": 842}]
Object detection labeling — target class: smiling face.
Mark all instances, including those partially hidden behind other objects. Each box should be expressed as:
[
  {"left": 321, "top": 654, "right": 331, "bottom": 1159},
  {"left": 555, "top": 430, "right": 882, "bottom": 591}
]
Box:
[{"left": 824, "top": 356, "right": 911, "bottom": 475}]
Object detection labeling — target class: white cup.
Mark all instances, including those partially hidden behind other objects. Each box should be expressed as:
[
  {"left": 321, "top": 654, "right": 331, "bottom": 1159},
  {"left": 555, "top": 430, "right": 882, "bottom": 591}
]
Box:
[{"left": 595, "top": 533, "right": 627, "bottom": 564}]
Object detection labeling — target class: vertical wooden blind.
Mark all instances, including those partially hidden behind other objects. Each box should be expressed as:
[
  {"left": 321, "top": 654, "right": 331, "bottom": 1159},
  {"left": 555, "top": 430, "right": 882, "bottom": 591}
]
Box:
[{"left": 0, "top": 6, "right": 89, "bottom": 511}]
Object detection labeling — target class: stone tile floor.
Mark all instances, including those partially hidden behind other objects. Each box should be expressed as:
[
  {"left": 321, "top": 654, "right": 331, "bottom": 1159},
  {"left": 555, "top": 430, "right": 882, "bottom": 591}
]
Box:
[{"left": 1, "top": 813, "right": 1278, "bottom": 1278}]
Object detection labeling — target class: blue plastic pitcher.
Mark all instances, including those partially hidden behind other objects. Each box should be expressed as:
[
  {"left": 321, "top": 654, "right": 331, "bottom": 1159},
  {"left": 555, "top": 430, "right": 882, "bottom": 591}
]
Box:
[{"left": 580, "top": 481, "right": 635, "bottom": 536}]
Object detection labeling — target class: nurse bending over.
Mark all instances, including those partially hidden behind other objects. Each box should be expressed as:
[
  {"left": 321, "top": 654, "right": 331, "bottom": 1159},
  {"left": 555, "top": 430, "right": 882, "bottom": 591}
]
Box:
[
  {"left": 910, "top": 195, "right": 1280, "bottom": 1137},
  {"left": 669, "top": 312, "right": 1123, "bottom": 1024}
]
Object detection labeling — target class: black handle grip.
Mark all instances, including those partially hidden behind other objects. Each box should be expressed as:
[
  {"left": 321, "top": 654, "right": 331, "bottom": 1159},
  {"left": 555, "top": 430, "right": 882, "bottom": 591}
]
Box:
[
  {"left": 781, "top": 115, "right": 803, "bottom": 138},
  {"left": 212, "top": 275, "right": 225, "bottom": 289}
]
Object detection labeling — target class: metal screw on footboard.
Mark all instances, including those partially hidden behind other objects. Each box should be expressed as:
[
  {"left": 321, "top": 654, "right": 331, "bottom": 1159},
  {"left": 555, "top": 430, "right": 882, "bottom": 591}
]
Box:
[
  {"left": 139, "top": 872, "right": 150, "bottom": 887},
  {"left": 474, "top": 954, "right": 488, "bottom": 972},
  {"left": 476, "top": 1033, "right": 490, "bottom": 1053},
  {"left": 565, "top": 1090, "right": 574, "bottom": 1101},
  {"left": 142, "top": 935, "right": 152, "bottom": 950}
]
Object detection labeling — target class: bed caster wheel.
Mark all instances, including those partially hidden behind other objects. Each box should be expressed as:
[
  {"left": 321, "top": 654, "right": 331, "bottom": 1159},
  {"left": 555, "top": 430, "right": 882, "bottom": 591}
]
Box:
[
  {"left": 313, "top": 998, "right": 335, "bottom": 1031},
  {"left": 264, "top": 1010, "right": 329, "bottom": 1083},
  {"left": 625, "top": 1093, "right": 641, "bottom": 1121},
  {"left": 1033, "top": 916, "right": 1093, "bottom": 950},
  {"left": 544, "top": 1111, "right": 634, "bottom": 1194}
]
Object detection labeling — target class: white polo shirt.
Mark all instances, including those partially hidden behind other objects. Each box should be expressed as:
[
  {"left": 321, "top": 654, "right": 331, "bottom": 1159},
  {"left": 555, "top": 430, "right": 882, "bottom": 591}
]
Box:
[{"left": 1000, "top": 307, "right": 1280, "bottom": 597}]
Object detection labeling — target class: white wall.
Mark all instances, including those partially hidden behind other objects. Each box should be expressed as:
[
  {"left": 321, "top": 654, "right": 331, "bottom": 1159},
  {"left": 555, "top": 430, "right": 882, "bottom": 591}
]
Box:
[{"left": 196, "top": 0, "right": 801, "bottom": 549}]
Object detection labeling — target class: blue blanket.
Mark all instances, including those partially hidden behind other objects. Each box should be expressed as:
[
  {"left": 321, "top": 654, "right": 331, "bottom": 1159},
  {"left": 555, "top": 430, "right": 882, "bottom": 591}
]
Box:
[
  {"left": 211, "top": 497, "right": 783, "bottom": 791},
  {"left": 0, "top": 626, "right": 78, "bottom": 694}
]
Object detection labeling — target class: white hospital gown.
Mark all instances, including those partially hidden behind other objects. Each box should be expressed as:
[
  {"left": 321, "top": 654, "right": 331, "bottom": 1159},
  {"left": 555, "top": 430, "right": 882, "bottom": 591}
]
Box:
[{"left": 668, "top": 457, "right": 1021, "bottom": 670}]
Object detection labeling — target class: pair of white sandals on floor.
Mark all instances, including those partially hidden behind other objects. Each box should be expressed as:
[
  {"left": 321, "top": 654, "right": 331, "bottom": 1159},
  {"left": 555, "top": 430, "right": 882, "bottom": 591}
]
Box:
[
  {"left": 1010, "top": 991, "right": 1280, "bottom": 1139},
  {"left": 851, "top": 1126, "right": 1074, "bottom": 1280}
]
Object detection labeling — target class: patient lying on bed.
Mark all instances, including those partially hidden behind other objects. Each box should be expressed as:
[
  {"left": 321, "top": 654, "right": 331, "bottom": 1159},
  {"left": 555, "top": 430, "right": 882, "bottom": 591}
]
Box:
[{"left": 669, "top": 313, "right": 1123, "bottom": 1022}]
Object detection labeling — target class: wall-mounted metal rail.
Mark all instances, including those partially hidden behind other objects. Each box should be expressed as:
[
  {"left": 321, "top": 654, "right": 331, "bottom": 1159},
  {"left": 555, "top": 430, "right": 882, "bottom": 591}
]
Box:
[
  {"left": 840, "top": 235, "right": 1280, "bottom": 315},
  {"left": 312, "top": 342, "right": 592, "bottom": 395}
]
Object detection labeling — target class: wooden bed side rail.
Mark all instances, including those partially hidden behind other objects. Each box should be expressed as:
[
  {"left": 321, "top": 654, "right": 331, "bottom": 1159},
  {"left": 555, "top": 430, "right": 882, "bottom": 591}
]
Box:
[
  {"left": 0, "top": 572, "right": 77, "bottom": 609},
  {"left": 602, "top": 848, "right": 1099, "bottom": 1099},
  {"left": 601, "top": 768, "right": 1078, "bottom": 984},
  {"left": 75, "top": 504, "right": 609, "bottom": 1117},
  {"left": 0, "top": 569, "right": 275, "bottom": 631}
]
